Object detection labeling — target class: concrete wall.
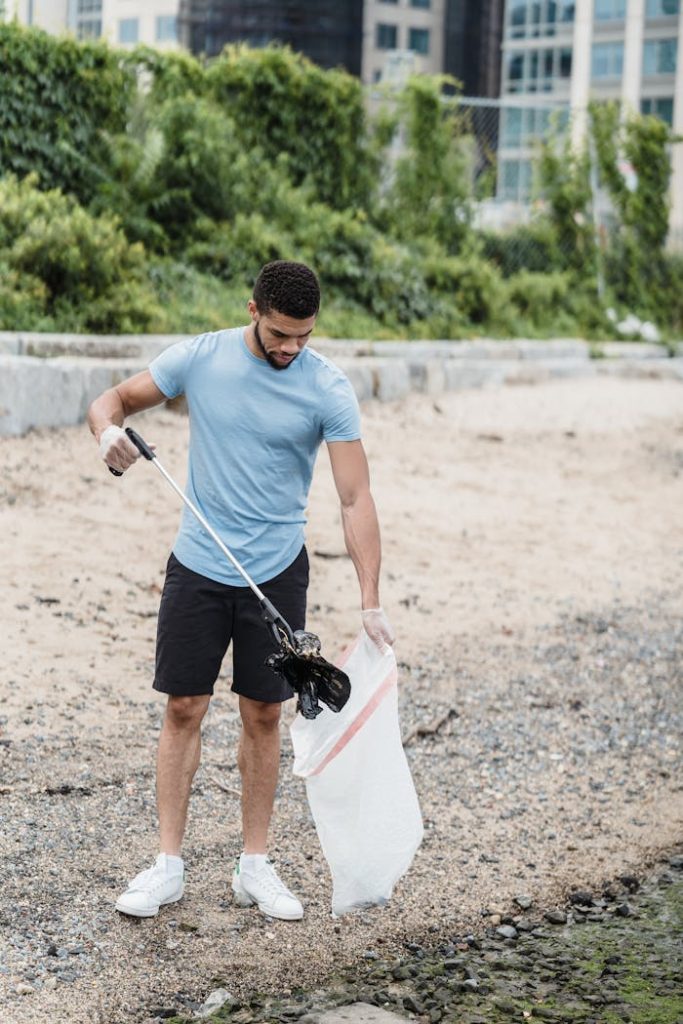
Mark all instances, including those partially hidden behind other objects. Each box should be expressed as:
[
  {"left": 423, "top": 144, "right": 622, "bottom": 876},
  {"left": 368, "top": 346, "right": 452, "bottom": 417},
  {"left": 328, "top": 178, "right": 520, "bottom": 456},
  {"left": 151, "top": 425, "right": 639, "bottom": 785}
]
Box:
[{"left": 0, "top": 334, "right": 680, "bottom": 437}]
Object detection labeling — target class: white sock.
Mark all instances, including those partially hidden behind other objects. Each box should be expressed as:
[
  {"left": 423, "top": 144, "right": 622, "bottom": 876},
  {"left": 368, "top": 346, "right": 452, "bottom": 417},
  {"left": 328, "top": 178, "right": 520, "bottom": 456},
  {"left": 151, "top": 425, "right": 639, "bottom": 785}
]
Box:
[
  {"left": 240, "top": 852, "right": 267, "bottom": 874},
  {"left": 156, "top": 853, "right": 184, "bottom": 875}
]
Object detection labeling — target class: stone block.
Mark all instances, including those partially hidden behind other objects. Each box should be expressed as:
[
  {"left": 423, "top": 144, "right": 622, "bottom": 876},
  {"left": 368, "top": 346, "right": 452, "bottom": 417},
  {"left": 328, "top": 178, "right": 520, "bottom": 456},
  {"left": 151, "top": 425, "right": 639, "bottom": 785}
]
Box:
[
  {"left": 408, "top": 360, "right": 447, "bottom": 395},
  {"left": 0, "top": 334, "right": 20, "bottom": 355},
  {"left": 443, "top": 360, "right": 506, "bottom": 390},
  {"left": 516, "top": 339, "right": 588, "bottom": 361},
  {"left": 370, "top": 359, "right": 412, "bottom": 402},
  {"left": 0, "top": 355, "right": 84, "bottom": 436}
]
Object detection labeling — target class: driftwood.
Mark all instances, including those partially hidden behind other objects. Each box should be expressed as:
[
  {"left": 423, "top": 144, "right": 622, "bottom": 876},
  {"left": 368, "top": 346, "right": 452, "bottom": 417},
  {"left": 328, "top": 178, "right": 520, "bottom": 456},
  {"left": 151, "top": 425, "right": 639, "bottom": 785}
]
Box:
[
  {"left": 208, "top": 774, "right": 242, "bottom": 798},
  {"left": 402, "top": 707, "right": 459, "bottom": 747}
]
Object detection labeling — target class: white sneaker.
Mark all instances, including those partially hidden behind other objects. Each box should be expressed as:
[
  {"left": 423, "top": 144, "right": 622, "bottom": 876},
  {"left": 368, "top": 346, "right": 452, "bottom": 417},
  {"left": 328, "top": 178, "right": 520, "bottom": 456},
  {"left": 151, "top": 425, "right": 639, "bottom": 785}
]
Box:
[
  {"left": 115, "top": 854, "right": 185, "bottom": 918},
  {"left": 232, "top": 859, "right": 303, "bottom": 921}
]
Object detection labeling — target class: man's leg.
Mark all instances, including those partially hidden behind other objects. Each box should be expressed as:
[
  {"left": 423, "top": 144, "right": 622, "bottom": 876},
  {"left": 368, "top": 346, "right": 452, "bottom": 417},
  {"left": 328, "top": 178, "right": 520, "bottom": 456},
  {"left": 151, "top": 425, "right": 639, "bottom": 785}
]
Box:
[
  {"left": 237, "top": 696, "right": 281, "bottom": 853},
  {"left": 158, "top": 694, "right": 211, "bottom": 854},
  {"left": 233, "top": 694, "right": 302, "bottom": 919},
  {"left": 116, "top": 692, "right": 211, "bottom": 918}
]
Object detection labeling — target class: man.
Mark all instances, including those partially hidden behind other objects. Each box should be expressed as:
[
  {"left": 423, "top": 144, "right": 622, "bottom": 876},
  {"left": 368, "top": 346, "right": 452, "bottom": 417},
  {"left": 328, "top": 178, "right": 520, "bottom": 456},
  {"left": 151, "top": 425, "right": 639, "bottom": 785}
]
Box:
[{"left": 88, "top": 260, "right": 393, "bottom": 922}]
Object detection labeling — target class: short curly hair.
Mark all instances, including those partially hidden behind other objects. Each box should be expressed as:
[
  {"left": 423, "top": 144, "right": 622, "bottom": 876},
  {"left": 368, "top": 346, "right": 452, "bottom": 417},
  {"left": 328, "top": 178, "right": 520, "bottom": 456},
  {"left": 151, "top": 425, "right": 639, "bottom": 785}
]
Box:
[{"left": 253, "top": 261, "right": 320, "bottom": 319}]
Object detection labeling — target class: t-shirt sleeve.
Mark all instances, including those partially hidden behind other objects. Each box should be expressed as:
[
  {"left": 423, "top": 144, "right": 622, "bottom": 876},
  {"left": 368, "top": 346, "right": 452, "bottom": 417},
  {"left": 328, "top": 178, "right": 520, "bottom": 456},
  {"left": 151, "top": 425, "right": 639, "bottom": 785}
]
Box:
[
  {"left": 148, "top": 335, "right": 204, "bottom": 399},
  {"left": 321, "top": 374, "right": 362, "bottom": 443}
]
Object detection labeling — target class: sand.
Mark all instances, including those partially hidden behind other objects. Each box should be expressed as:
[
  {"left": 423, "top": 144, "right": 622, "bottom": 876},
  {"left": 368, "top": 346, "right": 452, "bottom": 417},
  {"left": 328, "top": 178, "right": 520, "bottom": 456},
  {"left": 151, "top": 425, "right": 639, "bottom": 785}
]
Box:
[{"left": 0, "top": 376, "right": 682, "bottom": 1022}]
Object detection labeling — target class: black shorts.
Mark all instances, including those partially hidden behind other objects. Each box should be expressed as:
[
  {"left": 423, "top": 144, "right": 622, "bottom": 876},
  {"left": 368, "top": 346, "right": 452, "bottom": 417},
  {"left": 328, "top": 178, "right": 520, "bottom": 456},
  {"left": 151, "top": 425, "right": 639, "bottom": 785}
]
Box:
[{"left": 154, "top": 547, "right": 309, "bottom": 703}]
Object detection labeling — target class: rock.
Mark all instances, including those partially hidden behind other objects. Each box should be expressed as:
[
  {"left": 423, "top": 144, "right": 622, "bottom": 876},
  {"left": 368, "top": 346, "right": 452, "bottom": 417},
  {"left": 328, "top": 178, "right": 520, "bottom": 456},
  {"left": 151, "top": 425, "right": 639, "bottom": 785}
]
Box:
[
  {"left": 16, "top": 983, "right": 33, "bottom": 995},
  {"left": 668, "top": 855, "right": 683, "bottom": 870},
  {"left": 569, "top": 891, "right": 593, "bottom": 906},
  {"left": 514, "top": 895, "right": 532, "bottom": 910},
  {"left": 197, "top": 987, "right": 233, "bottom": 1018},
  {"left": 615, "top": 903, "right": 634, "bottom": 917},
  {"left": 619, "top": 875, "right": 640, "bottom": 893},
  {"left": 495, "top": 925, "right": 518, "bottom": 940},
  {"left": 544, "top": 910, "right": 567, "bottom": 925}
]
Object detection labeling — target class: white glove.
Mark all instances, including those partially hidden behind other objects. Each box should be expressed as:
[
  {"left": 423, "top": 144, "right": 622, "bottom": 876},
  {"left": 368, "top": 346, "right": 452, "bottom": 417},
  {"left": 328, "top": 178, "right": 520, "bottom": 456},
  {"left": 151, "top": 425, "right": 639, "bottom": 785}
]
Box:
[
  {"left": 99, "top": 425, "right": 140, "bottom": 474},
  {"left": 361, "top": 607, "right": 395, "bottom": 650}
]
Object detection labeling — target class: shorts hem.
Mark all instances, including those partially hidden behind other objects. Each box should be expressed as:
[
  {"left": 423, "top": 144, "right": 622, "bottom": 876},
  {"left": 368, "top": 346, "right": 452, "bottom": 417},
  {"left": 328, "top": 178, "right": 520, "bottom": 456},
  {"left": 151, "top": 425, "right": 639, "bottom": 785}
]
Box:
[{"left": 152, "top": 680, "right": 215, "bottom": 698}]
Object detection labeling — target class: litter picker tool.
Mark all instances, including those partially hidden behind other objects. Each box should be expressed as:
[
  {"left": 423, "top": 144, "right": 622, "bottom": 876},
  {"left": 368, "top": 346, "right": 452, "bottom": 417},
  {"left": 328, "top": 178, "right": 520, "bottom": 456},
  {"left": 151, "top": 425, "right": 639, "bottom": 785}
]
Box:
[{"left": 112, "top": 427, "right": 351, "bottom": 720}]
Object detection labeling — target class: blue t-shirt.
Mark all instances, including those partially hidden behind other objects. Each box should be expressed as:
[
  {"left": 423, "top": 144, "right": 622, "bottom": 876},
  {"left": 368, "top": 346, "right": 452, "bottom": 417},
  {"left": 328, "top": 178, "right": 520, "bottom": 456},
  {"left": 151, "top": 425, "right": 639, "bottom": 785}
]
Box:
[{"left": 149, "top": 327, "right": 361, "bottom": 585}]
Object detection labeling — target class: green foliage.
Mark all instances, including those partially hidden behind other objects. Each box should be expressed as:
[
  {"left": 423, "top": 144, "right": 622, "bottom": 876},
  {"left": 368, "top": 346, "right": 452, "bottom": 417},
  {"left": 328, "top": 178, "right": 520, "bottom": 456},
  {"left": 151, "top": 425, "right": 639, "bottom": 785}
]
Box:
[
  {"left": 206, "top": 44, "right": 376, "bottom": 210},
  {"left": 378, "top": 77, "right": 472, "bottom": 253},
  {"left": 0, "top": 22, "right": 133, "bottom": 202},
  {"left": 0, "top": 27, "right": 680, "bottom": 338},
  {"left": 536, "top": 130, "right": 595, "bottom": 273},
  {"left": 481, "top": 223, "right": 564, "bottom": 277},
  {"left": 0, "top": 175, "right": 160, "bottom": 331},
  {"left": 590, "top": 101, "right": 677, "bottom": 321}
]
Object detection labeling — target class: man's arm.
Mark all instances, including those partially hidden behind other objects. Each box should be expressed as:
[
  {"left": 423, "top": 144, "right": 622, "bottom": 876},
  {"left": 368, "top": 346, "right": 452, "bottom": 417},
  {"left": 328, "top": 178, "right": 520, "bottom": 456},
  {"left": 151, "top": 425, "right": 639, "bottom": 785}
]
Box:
[
  {"left": 327, "top": 439, "right": 394, "bottom": 648},
  {"left": 87, "top": 370, "right": 167, "bottom": 473}
]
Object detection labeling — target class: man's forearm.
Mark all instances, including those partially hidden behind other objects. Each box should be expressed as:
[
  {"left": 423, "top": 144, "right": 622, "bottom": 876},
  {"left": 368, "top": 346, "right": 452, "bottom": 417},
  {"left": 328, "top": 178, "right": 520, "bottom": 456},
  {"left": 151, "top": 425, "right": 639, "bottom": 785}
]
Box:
[
  {"left": 341, "top": 490, "right": 382, "bottom": 609},
  {"left": 87, "top": 388, "right": 126, "bottom": 442}
]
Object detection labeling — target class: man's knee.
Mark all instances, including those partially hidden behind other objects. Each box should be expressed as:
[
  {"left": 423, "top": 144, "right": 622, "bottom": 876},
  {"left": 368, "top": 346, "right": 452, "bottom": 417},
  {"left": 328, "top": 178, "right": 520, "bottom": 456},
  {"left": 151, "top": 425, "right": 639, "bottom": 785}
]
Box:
[
  {"left": 240, "top": 697, "right": 281, "bottom": 737},
  {"left": 164, "top": 694, "right": 210, "bottom": 731}
]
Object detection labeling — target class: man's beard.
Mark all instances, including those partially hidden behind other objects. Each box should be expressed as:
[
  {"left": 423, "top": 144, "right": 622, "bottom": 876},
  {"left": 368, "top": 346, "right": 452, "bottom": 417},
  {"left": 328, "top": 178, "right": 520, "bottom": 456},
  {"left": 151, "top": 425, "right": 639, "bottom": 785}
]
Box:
[{"left": 254, "top": 322, "right": 299, "bottom": 371}]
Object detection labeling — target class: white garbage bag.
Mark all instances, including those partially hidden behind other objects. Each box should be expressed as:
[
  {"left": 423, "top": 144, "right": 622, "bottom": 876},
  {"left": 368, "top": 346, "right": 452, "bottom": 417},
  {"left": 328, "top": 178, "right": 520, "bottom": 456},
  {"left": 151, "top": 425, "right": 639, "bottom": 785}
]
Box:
[{"left": 290, "top": 631, "right": 423, "bottom": 916}]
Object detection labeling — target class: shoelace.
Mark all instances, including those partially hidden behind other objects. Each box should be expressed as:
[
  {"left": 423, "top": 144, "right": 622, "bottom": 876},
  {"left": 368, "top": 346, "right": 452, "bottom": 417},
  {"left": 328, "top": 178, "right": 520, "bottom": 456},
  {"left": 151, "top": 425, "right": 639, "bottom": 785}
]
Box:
[
  {"left": 127, "top": 866, "right": 176, "bottom": 892},
  {"left": 247, "top": 862, "right": 294, "bottom": 900}
]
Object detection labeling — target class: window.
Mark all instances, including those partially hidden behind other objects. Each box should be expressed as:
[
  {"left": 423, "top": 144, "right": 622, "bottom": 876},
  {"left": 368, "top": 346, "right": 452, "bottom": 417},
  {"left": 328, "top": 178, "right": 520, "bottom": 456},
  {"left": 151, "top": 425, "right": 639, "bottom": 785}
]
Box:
[
  {"left": 595, "top": 0, "right": 626, "bottom": 18},
  {"left": 77, "top": 0, "right": 101, "bottom": 12},
  {"left": 559, "top": 47, "right": 572, "bottom": 76},
  {"left": 119, "top": 18, "right": 139, "bottom": 44},
  {"left": 77, "top": 19, "right": 102, "bottom": 38},
  {"left": 505, "top": 47, "right": 572, "bottom": 91},
  {"left": 379, "top": 0, "right": 398, "bottom": 4},
  {"left": 646, "top": 0, "right": 679, "bottom": 16},
  {"left": 591, "top": 41, "right": 624, "bottom": 77},
  {"left": 409, "top": 27, "right": 430, "bottom": 54},
  {"left": 376, "top": 23, "right": 398, "bottom": 49},
  {"left": 641, "top": 96, "right": 674, "bottom": 123},
  {"left": 500, "top": 159, "right": 533, "bottom": 200},
  {"left": 411, "top": 0, "right": 431, "bottom": 7},
  {"left": 643, "top": 37, "right": 678, "bottom": 73},
  {"left": 508, "top": 0, "right": 575, "bottom": 38},
  {"left": 156, "top": 15, "right": 178, "bottom": 42},
  {"left": 373, "top": 69, "right": 383, "bottom": 82}
]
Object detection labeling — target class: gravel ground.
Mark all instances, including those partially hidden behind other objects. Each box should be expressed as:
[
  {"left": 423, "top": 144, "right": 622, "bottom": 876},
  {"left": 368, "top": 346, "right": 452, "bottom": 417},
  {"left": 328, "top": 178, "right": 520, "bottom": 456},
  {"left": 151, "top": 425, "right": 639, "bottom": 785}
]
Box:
[
  {"left": 0, "top": 378, "right": 682, "bottom": 1023},
  {"left": 186, "top": 854, "right": 683, "bottom": 1024}
]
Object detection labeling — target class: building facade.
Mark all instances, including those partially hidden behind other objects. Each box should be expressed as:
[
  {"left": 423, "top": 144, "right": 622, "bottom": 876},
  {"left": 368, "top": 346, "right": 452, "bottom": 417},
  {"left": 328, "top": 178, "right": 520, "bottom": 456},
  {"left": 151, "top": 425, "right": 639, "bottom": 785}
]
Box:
[
  {"left": 499, "top": 0, "right": 682, "bottom": 238},
  {"left": 444, "top": 0, "right": 505, "bottom": 96},
  {"left": 178, "top": 0, "right": 364, "bottom": 73},
  {"left": 2, "top": 0, "right": 181, "bottom": 49}
]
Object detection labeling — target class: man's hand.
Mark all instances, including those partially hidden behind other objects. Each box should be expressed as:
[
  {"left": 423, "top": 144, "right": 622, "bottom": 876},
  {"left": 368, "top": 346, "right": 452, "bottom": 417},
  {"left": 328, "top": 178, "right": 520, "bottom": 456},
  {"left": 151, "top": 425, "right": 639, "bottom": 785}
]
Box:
[
  {"left": 98, "top": 425, "right": 141, "bottom": 474},
  {"left": 361, "top": 607, "right": 395, "bottom": 650}
]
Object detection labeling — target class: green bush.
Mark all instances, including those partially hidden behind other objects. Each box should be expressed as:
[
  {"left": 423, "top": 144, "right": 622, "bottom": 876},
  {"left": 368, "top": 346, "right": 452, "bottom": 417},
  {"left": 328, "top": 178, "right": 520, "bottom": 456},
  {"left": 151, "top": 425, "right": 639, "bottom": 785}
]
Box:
[
  {"left": 421, "top": 248, "right": 507, "bottom": 326},
  {"left": 0, "top": 22, "right": 133, "bottom": 202},
  {"left": 0, "top": 175, "right": 160, "bottom": 331},
  {"left": 206, "top": 45, "right": 376, "bottom": 211},
  {"left": 378, "top": 77, "right": 472, "bottom": 253},
  {"left": 480, "top": 223, "right": 564, "bottom": 277}
]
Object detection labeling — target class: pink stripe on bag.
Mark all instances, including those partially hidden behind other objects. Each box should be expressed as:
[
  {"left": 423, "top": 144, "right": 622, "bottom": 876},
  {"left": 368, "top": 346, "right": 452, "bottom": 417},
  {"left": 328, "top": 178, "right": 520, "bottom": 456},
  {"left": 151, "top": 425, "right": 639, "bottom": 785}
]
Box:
[{"left": 309, "top": 664, "right": 398, "bottom": 777}]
